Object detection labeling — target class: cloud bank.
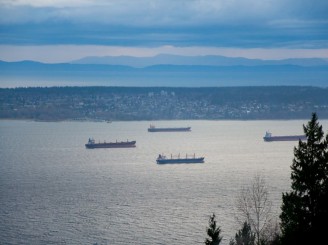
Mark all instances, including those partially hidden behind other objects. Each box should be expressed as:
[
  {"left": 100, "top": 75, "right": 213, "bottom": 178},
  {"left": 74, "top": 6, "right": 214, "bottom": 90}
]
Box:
[
  {"left": 0, "top": 0, "right": 327, "bottom": 61},
  {"left": 0, "top": 0, "right": 328, "bottom": 62},
  {"left": 1, "top": 0, "right": 327, "bottom": 25}
]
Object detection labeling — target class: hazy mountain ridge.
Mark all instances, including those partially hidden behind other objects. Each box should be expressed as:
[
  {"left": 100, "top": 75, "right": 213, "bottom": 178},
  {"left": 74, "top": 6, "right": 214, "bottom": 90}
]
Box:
[
  {"left": 1, "top": 60, "right": 328, "bottom": 87},
  {"left": 71, "top": 54, "right": 328, "bottom": 68},
  {"left": 2, "top": 60, "right": 328, "bottom": 72},
  {"left": 0, "top": 60, "right": 134, "bottom": 71}
]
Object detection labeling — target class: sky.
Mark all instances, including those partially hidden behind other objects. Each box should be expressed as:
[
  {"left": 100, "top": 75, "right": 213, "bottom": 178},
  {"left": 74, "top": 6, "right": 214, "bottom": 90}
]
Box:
[{"left": 0, "top": 0, "right": 328, "bottom": 63}]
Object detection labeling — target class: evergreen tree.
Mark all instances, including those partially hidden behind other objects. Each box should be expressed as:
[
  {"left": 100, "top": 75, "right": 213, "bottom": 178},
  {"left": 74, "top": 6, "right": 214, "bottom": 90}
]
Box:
[
  {"left": 205, "top": 213, "right": 223, "bottom": 245},
  {"left": 280, "top": 113, "right": 328, "bottom": 244},
  {"left": 229, "top": 222, "right": 256, "bottom": 245}
]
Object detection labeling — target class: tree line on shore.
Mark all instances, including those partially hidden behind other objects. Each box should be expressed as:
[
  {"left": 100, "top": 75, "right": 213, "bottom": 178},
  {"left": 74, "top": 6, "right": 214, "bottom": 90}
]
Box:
[{"left": 204, "top": 113, "right": 328, "bottom": 245}]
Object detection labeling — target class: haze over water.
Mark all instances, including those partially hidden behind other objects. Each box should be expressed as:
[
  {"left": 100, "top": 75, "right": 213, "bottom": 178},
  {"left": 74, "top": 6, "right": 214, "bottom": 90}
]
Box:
[{"left": 2, "top": 119, "right": 327, "bottom": 244}]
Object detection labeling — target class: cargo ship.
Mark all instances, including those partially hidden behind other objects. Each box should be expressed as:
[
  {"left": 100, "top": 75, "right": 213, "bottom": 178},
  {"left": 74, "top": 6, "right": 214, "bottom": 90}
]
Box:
[
  {"left": 148, "top": 124, "right": 191, "bottom": 132},
  {"left": 156, "top": 154, "right": 204, "bottom": 164},
  {"left": 85, "top": 138, "right": 136, "bottom": 149},
  {"left": 263, "top": 131, "right": 307, "bottom": 142}
]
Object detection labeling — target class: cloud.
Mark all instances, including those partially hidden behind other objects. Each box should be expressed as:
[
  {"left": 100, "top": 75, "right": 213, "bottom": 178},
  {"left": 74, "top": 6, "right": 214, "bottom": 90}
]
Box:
[
  {"left": 0, "top": 0, "right": 94, "bottom": 8},
  {"left": 1, "top": 0, "right": 327, "bottom": 25},
  {"left": 0, "top": 0, "right": 327, "bottom": 48}
]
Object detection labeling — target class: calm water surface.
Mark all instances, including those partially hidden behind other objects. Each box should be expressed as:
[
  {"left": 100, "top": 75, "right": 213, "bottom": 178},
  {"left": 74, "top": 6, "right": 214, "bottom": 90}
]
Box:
[{"left": 1, "top": 120, "right": 327, "bottom": 244}]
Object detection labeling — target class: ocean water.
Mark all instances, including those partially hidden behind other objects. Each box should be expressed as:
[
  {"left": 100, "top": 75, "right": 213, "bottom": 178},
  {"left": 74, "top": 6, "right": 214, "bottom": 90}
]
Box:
[{"left": 1, "top": 119, "right": 327, "bottom": 245}]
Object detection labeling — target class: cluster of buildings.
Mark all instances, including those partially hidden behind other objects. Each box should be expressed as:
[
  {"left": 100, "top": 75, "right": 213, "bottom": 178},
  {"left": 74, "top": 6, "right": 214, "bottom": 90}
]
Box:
[{"left": 1, "top": 88, "right": 327, "bottom": 121}]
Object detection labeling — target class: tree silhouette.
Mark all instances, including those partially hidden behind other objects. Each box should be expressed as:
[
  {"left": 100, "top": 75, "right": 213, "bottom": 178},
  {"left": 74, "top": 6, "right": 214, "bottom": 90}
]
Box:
[
  {"left": 205, "top": 213, "right": 223, "bottom": 245},
  {"left": 229, "top": 222, "right": 255, "bottom": 245},
  {"left": 280, "top": 113, "right": 328, "bottom": 244}
]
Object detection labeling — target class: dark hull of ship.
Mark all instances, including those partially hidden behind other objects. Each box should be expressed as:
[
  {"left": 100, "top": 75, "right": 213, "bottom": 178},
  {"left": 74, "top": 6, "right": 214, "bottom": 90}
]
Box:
[
  {"left": 148, "top": 127, "right": 191, "bottom": 132},
  {"left": 85, "top": 141, "right": 136, "bottom": 149},
  {"left": 263, "top": 135, "right": 306, "bottom": 142},
  {"left": 157, "top": 157, "right": 204, "bottom": 164}
]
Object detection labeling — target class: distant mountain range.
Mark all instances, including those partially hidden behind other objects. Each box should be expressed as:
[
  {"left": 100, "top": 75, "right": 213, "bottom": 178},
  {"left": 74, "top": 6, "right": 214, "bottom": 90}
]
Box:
[
  {"left": 71, "top": 54, "right": 328, "bottom": 68},
  {"left": 1, "top": 54, "right": 328, "bottom": 87}
]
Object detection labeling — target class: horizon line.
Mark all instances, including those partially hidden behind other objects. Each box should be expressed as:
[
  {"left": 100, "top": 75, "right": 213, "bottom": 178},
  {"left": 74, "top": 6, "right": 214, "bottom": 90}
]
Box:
[{"left": 1, "top": 45, "right": 328, "bottom": 63}]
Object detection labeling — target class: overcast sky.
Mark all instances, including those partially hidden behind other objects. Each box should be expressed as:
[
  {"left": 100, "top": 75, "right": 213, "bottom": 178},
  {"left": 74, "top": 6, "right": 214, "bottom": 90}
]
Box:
[{"left": 1, "top": 0, "right": 328, "bottom": 62}]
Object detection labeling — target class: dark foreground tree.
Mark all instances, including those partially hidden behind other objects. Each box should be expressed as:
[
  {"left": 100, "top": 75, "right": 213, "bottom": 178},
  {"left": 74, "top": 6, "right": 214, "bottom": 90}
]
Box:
[
  {"left": 280, "top": 113, "right": 328, "bottom": 244},
  {"left": 205, "top": 213, "right": 223, "bottom": 245},
  {"left": 229, "top": 222, "right": 255, "bottom": 245}
]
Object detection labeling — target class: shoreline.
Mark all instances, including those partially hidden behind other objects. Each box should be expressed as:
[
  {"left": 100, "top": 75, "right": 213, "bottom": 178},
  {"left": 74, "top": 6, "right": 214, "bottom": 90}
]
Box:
[{"left": 1, "top": 118, "right": 324, "bottom": 123}]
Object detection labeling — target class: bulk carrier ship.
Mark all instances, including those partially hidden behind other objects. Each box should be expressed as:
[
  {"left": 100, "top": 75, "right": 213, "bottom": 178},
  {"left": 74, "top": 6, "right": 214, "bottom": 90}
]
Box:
[
  {"left": 156, "top": 154, "right": 204, "bottom": 164},
  {"left": 148, "top": 125, "right": 191, "bottom": 132},
  {"left": 263, "top": 132, "right": 307, "bottom": 142},
  {"left": 85, "top": 138, "right": 136, "bottom": 148}
]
